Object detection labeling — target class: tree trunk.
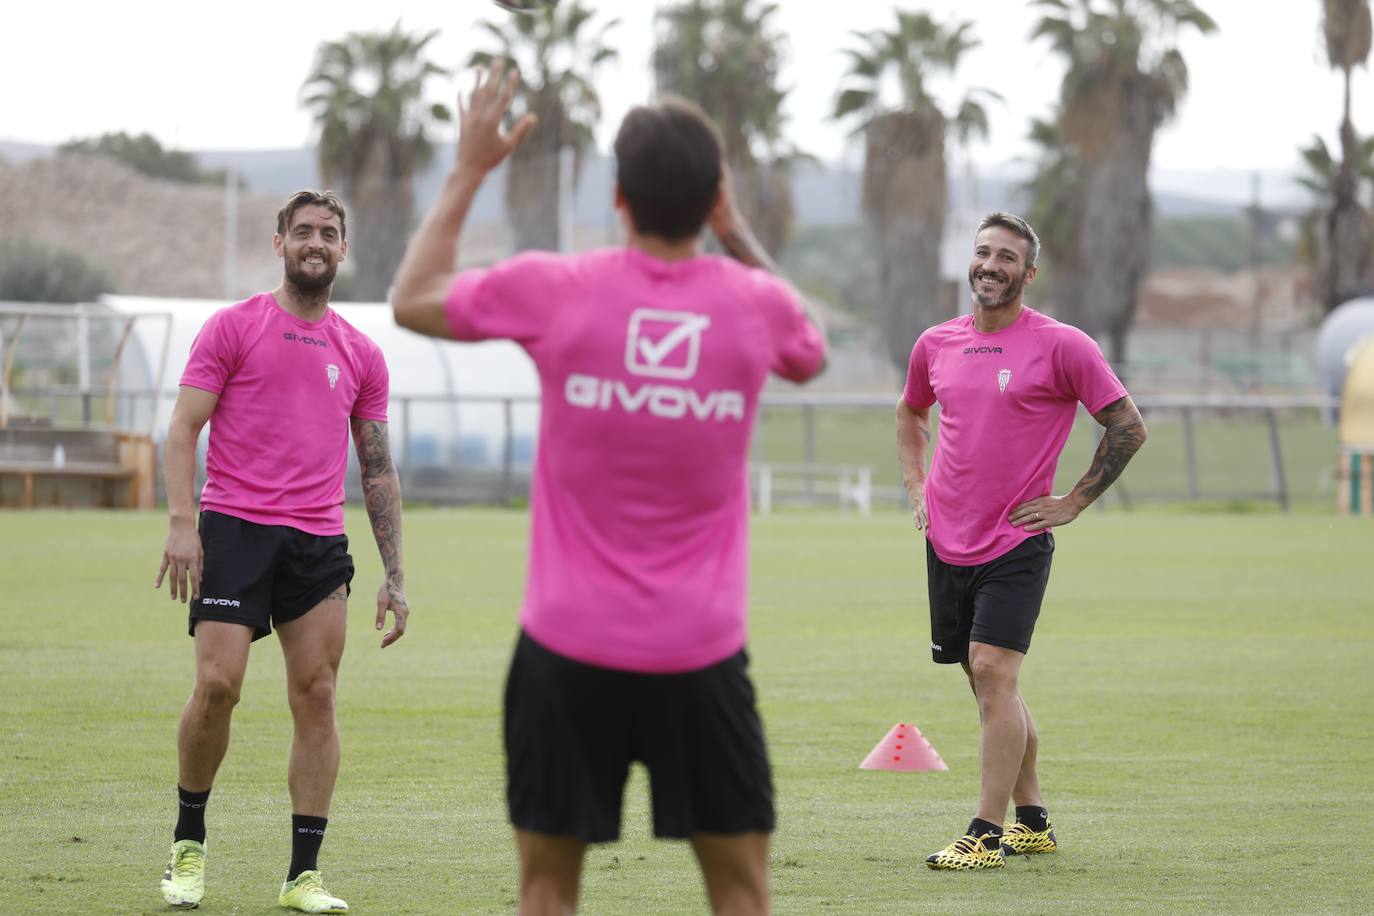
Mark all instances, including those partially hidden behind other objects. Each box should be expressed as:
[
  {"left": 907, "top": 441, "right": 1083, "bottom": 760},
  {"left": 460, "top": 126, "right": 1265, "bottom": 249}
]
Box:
[
  {"left": 862, "top": 108, "right": 949, "bottom": 372},
  {"left": 1324, "top": 77, "right": 1374, "bottom": 311},
  {"left": 1059, "top": 74, "right": 1156, "bottom": 368},
  {"left": 505, "top": 90, "right": 567, "bottom": 253},
  {"left": 346, "top": 136, "right": 414, "bottom": 302}
]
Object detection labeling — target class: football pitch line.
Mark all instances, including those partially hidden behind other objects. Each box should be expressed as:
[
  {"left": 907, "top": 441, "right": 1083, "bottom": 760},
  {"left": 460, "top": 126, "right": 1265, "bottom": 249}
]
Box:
[{"left": 0, "top": 508, "right": 1369, "bottom": 913}]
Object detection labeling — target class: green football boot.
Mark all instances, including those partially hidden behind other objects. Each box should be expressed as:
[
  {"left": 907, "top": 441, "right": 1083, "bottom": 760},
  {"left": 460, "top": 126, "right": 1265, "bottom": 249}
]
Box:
[
  {"left": 160, "top": 839, "right": 207, "bottom": 908},
  {"left": 278, "top": 870, "right": 349, "bottom": 913}
]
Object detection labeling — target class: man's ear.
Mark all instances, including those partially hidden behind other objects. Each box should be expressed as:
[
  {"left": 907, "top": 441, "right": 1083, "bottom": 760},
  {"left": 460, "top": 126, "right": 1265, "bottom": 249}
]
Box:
[
  {"left": 1024, "top": 265, "right": 1037, "bottom": 286},
  {"left": 273, "top": 233, "right": 285, "bottom": 258},
  {"left": 339, "top": 238, "right": 347, "bottom": 262}
]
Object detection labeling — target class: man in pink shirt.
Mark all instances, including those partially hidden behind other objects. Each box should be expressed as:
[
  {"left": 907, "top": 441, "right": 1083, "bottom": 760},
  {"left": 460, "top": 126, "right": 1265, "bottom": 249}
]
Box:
[
  {"left": 391, "top": 64, "right": 826, "bottom": 915},
  {"left": 896, "top": 212, "right": 1147, "bottom": 870},
  {"left": 154, "top": 191, "right": 410, "bottom": 913}
]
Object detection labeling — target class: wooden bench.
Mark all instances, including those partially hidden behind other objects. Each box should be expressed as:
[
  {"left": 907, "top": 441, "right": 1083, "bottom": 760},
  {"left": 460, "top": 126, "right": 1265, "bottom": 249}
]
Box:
[
  {"left": 0, "top": 428, "right": 154, "bottom": 509},
  {"left": 0, "top": 460, "right": 137, "bottom": 508}
]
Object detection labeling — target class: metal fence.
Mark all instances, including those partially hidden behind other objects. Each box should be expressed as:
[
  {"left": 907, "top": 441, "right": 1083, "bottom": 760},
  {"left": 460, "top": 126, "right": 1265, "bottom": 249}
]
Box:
[{"left": 3, "top": 387, "right": 1343, "bottom": 512}]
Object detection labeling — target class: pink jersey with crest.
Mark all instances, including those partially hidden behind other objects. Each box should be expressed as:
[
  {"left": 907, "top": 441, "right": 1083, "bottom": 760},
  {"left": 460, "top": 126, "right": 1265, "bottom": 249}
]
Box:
[
  {"left": 445, "top": 248, "right": 825, "bottom": 673},
  {"left": 903, "top": 306, "right": 1127, "bottom": 566},
  {"left": 180, "top": 293, "right": 389, "bottom": 535}
]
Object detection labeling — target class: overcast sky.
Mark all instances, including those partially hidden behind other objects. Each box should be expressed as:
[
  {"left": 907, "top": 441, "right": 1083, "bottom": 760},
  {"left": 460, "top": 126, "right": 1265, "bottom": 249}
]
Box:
[{"left": 3, "top": 0, "right": 1367, "bottom": 180}]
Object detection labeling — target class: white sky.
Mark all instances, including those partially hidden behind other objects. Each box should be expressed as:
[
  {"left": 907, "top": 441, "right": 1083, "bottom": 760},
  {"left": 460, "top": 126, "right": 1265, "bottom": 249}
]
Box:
[{"left": 2, "top": 0, "right": 1367, "bottom": 176}]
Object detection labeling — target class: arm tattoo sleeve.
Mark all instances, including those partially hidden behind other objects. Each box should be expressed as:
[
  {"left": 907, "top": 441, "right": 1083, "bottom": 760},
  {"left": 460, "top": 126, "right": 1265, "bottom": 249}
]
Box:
[
  {"left": 351, "top": 417, "right": 403, "bottom": 582},
  {"left": 1074, "top": 397, "right": 1148, "bottom": 505}
]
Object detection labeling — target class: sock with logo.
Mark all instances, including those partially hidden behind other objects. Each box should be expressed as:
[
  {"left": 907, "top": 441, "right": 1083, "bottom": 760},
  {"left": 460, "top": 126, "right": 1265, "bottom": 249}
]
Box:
[
  {"left": 288, "top": 815, "right": 329, "bottom": 881},
  {"left": 174, "top": 786, "right": 211, "bottom": 844},
  {"left": 1015, "top": 805, "right": 1049, "bottom": 832},
  {"left": 967, "top": 817, "right": 1003, "bottom": 850}
]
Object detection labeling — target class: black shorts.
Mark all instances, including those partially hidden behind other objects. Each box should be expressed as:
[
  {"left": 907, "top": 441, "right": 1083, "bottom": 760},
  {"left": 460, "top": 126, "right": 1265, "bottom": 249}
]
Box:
[
  {"left": 926, "top": 533, "right": 1054, "bottom": 664},
  {"left": 503, "top": 631, "right": 775, "bottom": 843},
  {"left": 189, "top": 510, "right": 354, "bottom": 641}
]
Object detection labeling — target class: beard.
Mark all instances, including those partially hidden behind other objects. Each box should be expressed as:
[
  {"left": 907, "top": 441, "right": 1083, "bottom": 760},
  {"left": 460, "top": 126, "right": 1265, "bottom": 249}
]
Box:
[
  {"left": 968, "top": 266, "right": 1025, "bottom": 308},
  {"left": 285, "top": 253, "right": 338, "bottom": 292}
]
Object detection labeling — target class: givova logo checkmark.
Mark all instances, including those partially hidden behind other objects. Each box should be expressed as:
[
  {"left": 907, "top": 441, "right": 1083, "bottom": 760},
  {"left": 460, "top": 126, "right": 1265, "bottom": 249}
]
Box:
[{"left": 625, "top": 308, "right": 711, "bottom": 380}]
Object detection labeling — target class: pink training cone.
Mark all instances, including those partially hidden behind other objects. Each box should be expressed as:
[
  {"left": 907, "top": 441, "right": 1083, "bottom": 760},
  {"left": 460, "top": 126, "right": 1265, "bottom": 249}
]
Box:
[{"left": 859, "top": 722, "right": 949, "bottom": 771}]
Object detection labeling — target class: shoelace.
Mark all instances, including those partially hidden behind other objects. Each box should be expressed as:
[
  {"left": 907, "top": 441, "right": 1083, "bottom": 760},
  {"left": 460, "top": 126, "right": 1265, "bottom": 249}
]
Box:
[
  {"left": 294, "top": 872, "right": 326, "bottom": 893},
  {"left": 945, "top": 834, "right": 989, "bottom": 857},
  {"left": 172, "top": 849, "right": 203, "bottom": 878}
]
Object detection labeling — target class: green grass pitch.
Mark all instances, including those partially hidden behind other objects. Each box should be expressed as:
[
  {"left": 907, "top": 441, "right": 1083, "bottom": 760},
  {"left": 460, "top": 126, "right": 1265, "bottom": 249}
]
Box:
[{"left": 1, "top": 507, "right": 1370, "bottom": 913}]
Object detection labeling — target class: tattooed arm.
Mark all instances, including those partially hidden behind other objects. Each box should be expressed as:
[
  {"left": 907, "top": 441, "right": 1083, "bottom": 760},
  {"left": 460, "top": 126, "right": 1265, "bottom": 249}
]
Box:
[
  {"left": 351, "top": 417, "right": 409, "bottom": 647},
  {"left": 1009, "top": 396, "right": 1148, "bottom": 532},
  {"left": 707, "top": 165, "right": 828, "bottom": 357},
  {"left": 896, "top": 400, "right": 933, "bottom": 532}
]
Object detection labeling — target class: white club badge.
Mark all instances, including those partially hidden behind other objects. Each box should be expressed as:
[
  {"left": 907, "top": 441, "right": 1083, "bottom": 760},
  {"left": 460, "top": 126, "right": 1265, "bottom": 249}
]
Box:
[
  {"left": 326, "top": 364, "right": 341, "bottom": 390},
  {"left": 997, "top": 368, "right": 1012, "bottom": 394}
]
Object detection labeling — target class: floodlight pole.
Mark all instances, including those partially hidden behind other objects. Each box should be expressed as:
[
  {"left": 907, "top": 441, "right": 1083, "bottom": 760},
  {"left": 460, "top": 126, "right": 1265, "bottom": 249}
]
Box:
[
  {"left": 224, "top": 166, "right": 239, "bottom": 299},
  {"left": 558, "top": 145, "right": 575, "bottom": 253}
]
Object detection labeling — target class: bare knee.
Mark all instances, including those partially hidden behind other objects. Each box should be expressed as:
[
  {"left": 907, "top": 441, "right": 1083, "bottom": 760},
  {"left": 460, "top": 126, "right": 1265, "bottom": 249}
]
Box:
[
  {"left": 519, "top": 871, "right": 579, "bottom": 916},
  {"left": 288, "top": 671, "right": 337, "bottom": 724},
  {"left": 694, "top": 833, "right": 770, "bottom": 916},
  {"left": 517, "top": 831, "right": 584, "bottom": 916},
  {"left": 706, "top": 876, "right": 769, "bottom": 916},
  {"left": 968, "top": 656, "right": 1015, "bottom": 697},
  {"left": 193, "top": 669, "right": 242, "bottom": 713}
]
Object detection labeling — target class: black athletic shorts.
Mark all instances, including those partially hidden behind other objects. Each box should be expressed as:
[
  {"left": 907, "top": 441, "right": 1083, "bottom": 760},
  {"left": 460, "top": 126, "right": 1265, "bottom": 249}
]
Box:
[
  {"left": 189, "top": 510, "right": 354, "bottom": 641},
  {"left": 503, "top": 631, "right": 775, "bottom": 843},
  {"left": 926, "top": 532, "right": 1054, "bottom": 664}
]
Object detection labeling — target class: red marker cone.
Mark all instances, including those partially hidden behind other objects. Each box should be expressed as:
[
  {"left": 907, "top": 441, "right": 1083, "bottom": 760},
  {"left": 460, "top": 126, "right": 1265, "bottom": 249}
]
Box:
[{"left": 859, "top": 722, "right": 948, "bottom": 771}]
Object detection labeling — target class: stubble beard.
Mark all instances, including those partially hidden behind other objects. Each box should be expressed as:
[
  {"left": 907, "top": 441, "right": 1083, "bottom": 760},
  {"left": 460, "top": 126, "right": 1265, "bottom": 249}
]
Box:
[{"left": 969, "top": 268, "right": 1025, "bottom": 309}]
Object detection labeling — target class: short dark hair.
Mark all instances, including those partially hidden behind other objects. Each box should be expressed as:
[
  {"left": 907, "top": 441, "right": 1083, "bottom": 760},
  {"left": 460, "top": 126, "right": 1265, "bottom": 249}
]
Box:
[
  {"left": 613, "top": 98, "right": 723, "bottom": 241},
  {"left": 977, "top": 211, "right": 1039, "bottom": 269},
  {"left": 277, "top": 190, "right": 347, "bottom": 240}
]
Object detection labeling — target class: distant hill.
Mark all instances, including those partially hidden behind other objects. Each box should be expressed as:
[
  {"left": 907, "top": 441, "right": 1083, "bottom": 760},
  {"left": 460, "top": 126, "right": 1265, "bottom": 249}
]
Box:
[{"left": 2, "top": 139, "right": 1313, "bottom": 228}]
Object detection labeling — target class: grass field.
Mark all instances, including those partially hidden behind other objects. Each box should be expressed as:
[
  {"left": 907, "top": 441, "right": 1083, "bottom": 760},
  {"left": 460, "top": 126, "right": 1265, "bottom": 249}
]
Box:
[{"left": 1, "top": 507, "right": 1371, "bottom": 914}]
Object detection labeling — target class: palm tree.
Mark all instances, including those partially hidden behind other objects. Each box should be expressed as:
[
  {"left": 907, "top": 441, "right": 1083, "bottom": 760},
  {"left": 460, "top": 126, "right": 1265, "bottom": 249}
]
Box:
[
  {"left": 1297, "top": 131, "right": 1374, "bottom": 304},
  {"left": 1028, "top": 0, "right": 1216, "bottom": 365},
  {"left": 654, "top": 0, "right": 804, "bottom": 257},
  {"left": 302, "top": 23, "right": 451, "bottom": 301},
  {"left": 1318, "top": 0, "right": 1374, "bottom": 310},
  {"left": 832, "top": 10, "right": 994, "bottom": 371},
  {"left": 470, "top": 2, "right": 619, "bottom": 253}
]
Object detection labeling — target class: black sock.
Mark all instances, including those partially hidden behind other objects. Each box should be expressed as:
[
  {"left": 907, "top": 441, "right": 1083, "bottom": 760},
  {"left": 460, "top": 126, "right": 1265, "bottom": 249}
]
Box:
[
  {"left": 288, "top": 815, "right": 329, "bottom": 881},
  {"left": 968, "top": 817, "right": 1003, "bottom": 850},
  {"left": 1015, "top": 805, "right": 1049, "bottom": 832},
  {"left": 174, "top": 786, "right": 211, "bottom": 844}
]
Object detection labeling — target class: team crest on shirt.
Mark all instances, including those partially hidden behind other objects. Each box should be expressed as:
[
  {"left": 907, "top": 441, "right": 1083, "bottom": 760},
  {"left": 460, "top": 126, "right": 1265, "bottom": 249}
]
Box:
[
  {"left": 326, "top": 364, "right": 340, "bottom": 390},
  {"left": 997, "top": 368, "right": 1012, "bottom": 393}
]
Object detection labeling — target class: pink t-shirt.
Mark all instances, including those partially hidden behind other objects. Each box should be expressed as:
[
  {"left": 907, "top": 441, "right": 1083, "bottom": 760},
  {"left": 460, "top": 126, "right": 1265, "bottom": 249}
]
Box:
[
  {"left": 180, "top": 293, "right": 389, "bottom": 535},
  {"left": 903, "top": 306, "right": 1127, "bottom": 566},
  {"left": 445, "top": 248, "right": 825, "bottom": 673}
]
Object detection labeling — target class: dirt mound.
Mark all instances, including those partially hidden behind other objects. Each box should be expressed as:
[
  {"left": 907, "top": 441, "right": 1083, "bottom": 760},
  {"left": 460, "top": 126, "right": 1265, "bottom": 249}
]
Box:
[{"left": 0, "top": 153, "right": 285, "bottom": 299}]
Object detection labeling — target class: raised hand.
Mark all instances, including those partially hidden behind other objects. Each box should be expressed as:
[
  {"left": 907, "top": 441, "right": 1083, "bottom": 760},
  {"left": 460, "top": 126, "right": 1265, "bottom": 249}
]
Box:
[{"left": 457, "top": 60, "right": 537, "bottom": 176}]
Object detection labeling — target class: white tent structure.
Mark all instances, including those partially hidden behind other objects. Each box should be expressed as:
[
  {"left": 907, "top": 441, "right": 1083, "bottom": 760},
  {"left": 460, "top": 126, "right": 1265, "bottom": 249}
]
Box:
[
  {"left": 106, "top": 295, "right": 541, "bottom": 501},
  {"left": 1316, "top": 297, "right": 1374, "bottom": 404}
]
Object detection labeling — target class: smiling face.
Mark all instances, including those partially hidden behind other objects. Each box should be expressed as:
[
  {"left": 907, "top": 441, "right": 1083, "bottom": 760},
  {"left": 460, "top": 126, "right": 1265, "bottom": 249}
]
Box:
[
  {"left": 274, "top": 204, "right": 346, "bottom": 292},
  {"left": 968, "top": 225, "right": 1036, "bottom": 310}
]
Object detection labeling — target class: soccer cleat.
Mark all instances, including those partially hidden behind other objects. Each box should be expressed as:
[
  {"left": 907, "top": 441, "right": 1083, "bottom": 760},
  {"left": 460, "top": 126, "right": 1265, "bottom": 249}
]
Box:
[
  {"left": 925, "top": 832, "right": 1005, "bottom": 870},
  {"left": 278, "top": 870, "right": 349, "bottom": 913},
  {"left": 160, "top": 839, "right": 207, "bottom": 908},
  {"left": 1000, "top": 821, "right": 1057, "bottom": 856}
]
